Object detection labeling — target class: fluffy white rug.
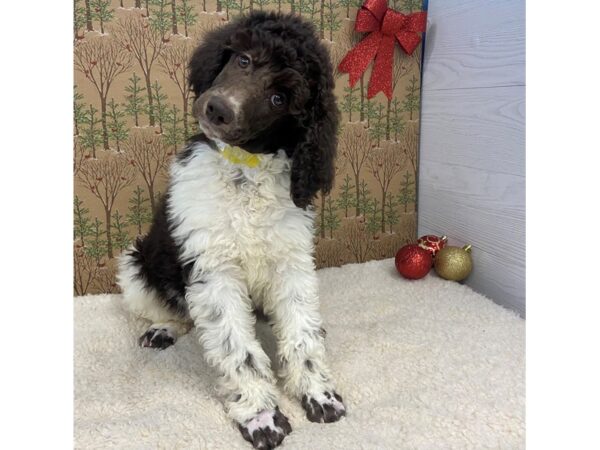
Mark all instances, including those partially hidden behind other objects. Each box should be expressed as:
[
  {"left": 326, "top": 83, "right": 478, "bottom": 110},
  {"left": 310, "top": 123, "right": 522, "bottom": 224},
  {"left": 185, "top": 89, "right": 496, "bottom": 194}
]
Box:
[{"left": 74, "top": 258, "right": 525, "bottom": 449}]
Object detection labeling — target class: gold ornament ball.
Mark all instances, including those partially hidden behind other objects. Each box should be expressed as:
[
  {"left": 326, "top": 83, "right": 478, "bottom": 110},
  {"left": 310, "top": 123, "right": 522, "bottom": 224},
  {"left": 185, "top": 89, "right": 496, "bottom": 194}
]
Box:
[{"left": 434, "top": 245, "right": 473, "bottom": 281}]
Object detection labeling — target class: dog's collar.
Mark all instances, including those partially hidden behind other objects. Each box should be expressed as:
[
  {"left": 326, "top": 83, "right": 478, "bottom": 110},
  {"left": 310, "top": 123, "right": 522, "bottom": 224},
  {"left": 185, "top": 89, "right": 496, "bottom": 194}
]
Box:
[{"left": 213, "top": 139, "right": 262, "bottom": 169}]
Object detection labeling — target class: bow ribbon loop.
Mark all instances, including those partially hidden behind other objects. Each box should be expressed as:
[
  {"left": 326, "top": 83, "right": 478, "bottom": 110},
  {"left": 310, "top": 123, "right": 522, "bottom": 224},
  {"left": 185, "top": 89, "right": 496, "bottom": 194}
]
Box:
[{"left": 338, "top": 0, "right": 426, "bottom": 99}]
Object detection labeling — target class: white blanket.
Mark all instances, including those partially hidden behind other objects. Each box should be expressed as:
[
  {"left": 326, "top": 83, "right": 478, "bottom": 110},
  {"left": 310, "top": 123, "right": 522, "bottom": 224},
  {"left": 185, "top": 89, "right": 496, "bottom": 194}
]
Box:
[{"left": 75, "top": 258, "right": 525, "bottom": 449}]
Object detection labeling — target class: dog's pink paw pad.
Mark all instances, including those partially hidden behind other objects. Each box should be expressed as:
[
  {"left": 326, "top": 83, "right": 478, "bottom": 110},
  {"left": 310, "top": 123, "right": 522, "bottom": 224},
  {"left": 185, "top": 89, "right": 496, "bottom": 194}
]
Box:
[
  {"left": 302, "top": 391, "right": 346, "bottom": 423},
  {"left": 138, "top": 327, "right": 176, "bottom": 350},
  {"left": 238, "top": 408, "right": 291, "bottom": 449}
]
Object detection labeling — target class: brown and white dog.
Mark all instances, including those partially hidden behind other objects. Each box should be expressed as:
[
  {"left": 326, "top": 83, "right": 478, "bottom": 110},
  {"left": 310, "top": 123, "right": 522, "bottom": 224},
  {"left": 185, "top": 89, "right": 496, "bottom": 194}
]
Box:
[{"left": 117, "top": 11, "right": 345, "bottom": 450}]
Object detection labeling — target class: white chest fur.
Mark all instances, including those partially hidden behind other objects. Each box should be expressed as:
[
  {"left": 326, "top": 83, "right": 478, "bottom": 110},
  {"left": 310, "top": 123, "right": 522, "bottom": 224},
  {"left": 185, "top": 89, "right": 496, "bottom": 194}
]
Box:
[{"left": 167, "top": 143, "right": 316, "bottom": 299}]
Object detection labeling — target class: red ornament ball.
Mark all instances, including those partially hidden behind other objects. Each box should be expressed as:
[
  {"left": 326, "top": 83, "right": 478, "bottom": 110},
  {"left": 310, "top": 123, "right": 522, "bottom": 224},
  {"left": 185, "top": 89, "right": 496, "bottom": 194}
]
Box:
[
  {"left": 417, "top": 234, "right": 448, "bottom": 259},
  {"left": 395, "top": 244, "right": 433, "bottom": 280}
]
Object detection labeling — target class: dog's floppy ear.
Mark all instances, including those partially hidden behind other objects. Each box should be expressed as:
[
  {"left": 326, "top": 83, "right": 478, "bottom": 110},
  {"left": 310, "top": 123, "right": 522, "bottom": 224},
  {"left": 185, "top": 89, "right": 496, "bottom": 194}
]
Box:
[
  {"left": 188, "top": 23, "right": 238, "bottom": 97},
  {"left": 290, "top": 57, "right": 340, "bottom": 210}
]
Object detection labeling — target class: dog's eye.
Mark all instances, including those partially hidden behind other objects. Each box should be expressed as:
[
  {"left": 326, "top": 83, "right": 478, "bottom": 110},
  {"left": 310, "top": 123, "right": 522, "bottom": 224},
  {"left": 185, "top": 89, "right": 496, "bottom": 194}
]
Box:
[
  {"left": 238, "top": 55, "right": 250, "bottom": 68},
  {"left": 270, "top": 93, "right": 286, "bottom": 107}
]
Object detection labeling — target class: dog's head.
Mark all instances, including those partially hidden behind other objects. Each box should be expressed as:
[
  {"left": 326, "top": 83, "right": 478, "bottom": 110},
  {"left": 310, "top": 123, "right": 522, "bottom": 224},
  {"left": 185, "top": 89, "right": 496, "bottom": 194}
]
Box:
[{"left": 188, "top": 12, "right": 339, "bottom": 209}]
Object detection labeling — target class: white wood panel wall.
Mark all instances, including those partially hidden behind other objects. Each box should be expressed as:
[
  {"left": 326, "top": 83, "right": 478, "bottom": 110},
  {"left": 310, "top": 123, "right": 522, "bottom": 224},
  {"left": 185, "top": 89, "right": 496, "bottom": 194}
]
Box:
[{"left": 419, "top": 0, "right": 525, "bottom": 316}]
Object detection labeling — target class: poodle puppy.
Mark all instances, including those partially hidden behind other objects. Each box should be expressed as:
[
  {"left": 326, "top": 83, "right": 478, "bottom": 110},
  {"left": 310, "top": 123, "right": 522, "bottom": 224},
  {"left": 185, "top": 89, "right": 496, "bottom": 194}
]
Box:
[{"left": 117, "top": 11, "right": 346, "bottom": 449}]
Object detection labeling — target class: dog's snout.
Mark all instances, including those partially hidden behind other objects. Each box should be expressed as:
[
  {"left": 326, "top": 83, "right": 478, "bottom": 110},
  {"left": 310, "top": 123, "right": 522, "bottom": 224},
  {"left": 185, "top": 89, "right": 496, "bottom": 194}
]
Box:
[{"left": 205, "top": 97, "right": 235, "bottom": 126}]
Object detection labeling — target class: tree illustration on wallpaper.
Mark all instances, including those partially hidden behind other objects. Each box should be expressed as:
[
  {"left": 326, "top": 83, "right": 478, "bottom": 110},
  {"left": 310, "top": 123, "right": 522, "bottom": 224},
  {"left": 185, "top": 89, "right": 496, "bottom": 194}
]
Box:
[
  {"left": 83, "top": 0, "right": 94, "bottom": 32},
  {"left": 125, "top": 132, "right": 170, "bottom": 213},
  {"left": 386, "top": 54, "right": 412, "bottom": 140},
  {"left": 74, "top": 196, "right": 94, "bottom": 247},
  {"left": 74, "top": 141, "right": 87, "bottom": 176},
  {"left": 339, "top": 27, "right": 369, "bottom": 121},
  {"left": 356, "top": 179, "right": 372, "bottom": 217},
  {"left": 90, "top": 0, "right": 114, "bottom": 34},
  {"left": 127, "top": 186, "right": 153, "bottom": 236},
  {"left": 389, "top": 97, "right": 405, "bottom": 142},
  {"left": 315, "top": 239, "right": 347, "bottom": 268},
  {"left": 339, "top": 125, "right": 371, "bottom": 216},
  {"left": 107, "top": 99, "right": 129, "bottom": 152},
  {"left": 362, "top": 99, "right": 378, "bottom": 129},
  {"left": 177, "top": 0, "right": 198, "bottom": 36},
  {"left": 74, "top": 37, "right": 132, "bottom": 151},
  {"left": 78, "top": 155, "right": 135, "bottom": 258},
  {"left": 254, "top": 0, "right": 272, "bottom": 11},
  {"left": 163, "top": 105, "right": 185, "bottom": 153},
  {"left": 323, "top": 0, "right": 341, "bottom": 41},
  {"left": 338, "top": 0, "right": 361, "bottom": 19},
  {"left": 149, "top": 0, "right": 172, "bottom": 38},
  {"left": 150, "top": 81, "right": 170, "bottom": 134},
  {"left": 80, "top": 104, "right": 103, "bottom": 158},
  {"left": 171, "top": 0, "right": 179, "bottom": 35},
  {"left": 124, "top": 73, "right": 146, "bottom": 127},
  {"left": 401, "top": 0, "right": 421, "bottom": 13},
  {"left": 401, "top": 120, "right": 419, "bottom": 182},
  {"left": 74, "top": 0, "right": 87, "bottom": 40},
  {"left": 367, "top": 144, "right": 404, "bottom": 232},
  {"left": 365, "top": 197, "right": 381, "bottom": 235},
  {"left": 74, "top": 86, "right": 86, "bottom": 136},
  {"left": 341, "top": 85, "right": 360, "bottom": 123},
  {"left": 316, "top": 155, "right": 346, "bottom": 238},
  {"left": 323, "top": 197, "right": 341, "bottom": 238},
  {"left": 308, "top": 0, "right": 322, "bottom": 16},
  {"left": 74, "top": 249, "right": 99, "bottom": 296},
  {"left": 113, "top": 14, "right": 167, "bottom": 128},
  {"left": 286, "top": 0, "right": 295, "bottom": 14},
  {"left": 222, "top": 0, "right": 237, "bottom": 20},
  {"left": 369, "top": 103, "right": 386, "bottom": 147},
  {"left": 343, "top": 219, "right": 375, "bottom": 263},
  {"left": 93, "top": 264, "right": 119, "bottom": 293},
  {"left": 159, "top": 38, "right": 194, "bottom": 138},
  {"left": 318, "top": 0, "right": 325, "bottom": 38},
  {"left": 397, "top": 170, "right": 415, "bottom": 212},
  {"left": 337, "top": 174, "right": 355, "bottom": 217},
  {"left": 403, "top": 74, "right": 420, "bottom": 120},
  {"left": 111, "top": 210, "right": 131, "bottom": 252},
  {"left": 87, "top": 218, "right": 108, "bottom": 263},
  {"left": 384, "top": 195, "right": 400, "bottom": 233}
]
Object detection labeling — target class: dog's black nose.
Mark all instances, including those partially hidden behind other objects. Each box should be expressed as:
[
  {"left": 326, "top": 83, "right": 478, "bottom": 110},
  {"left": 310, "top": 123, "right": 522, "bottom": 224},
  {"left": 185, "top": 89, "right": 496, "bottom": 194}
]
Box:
[{"left": 205, "top": 97, "right": 234, "bottom": 126}]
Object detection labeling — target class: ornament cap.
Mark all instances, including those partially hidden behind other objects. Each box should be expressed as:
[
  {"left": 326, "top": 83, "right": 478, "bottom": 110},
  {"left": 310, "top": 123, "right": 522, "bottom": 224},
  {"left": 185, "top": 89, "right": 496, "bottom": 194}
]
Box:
[
  {"left": 441, "top": 235, "right": 448, "bottom": 243},
  {"left": 462, "top": 244, "right": 472, "bottom": 253}
]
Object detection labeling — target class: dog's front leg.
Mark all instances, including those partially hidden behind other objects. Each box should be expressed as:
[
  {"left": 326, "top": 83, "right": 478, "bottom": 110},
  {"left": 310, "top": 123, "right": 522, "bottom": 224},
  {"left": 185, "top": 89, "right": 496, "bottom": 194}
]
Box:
[
  {"left": 186, "top": 266, "right": 292, "bottom": 449},
  {"left": 268, "top": 268, "right": 347, "bottom": 423}
]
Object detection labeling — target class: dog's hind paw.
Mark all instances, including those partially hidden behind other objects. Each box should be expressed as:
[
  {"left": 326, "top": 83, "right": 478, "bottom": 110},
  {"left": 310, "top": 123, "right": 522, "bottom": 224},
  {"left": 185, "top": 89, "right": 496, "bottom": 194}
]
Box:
[
  {"left": 302, "top": 391, "right": 346, "bottom": 423},
  {"left": 138, "top": 326, "right": 176, "bottom": 350},
  {"left": 238, "top": 407, "right": 292, "bottom": 449}
]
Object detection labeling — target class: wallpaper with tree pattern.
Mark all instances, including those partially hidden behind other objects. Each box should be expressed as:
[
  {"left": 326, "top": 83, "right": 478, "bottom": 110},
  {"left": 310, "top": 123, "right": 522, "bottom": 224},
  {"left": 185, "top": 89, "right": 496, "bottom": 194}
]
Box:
[{"left": 73, "top": 0, "right": 423, "bottom": 295}]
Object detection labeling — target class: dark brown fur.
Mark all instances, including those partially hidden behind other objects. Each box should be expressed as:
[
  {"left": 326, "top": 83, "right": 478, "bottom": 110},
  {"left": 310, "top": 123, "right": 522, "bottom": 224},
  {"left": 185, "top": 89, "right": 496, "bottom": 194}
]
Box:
[{"left": 188, "top": 12, "right": 339, "bottom": 209}]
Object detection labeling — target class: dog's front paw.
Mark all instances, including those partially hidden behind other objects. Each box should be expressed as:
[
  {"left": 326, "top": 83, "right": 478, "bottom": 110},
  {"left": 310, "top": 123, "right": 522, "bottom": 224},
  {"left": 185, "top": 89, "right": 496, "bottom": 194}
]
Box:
[
  {"left": 138, "top": 327, "right": 176, "bottom": 350},
  {"left": 238, "top": 408, "right": 292, "bottom": 449},
  {"left": 302, "top": 391, "right": 346, "bottom": 423}
]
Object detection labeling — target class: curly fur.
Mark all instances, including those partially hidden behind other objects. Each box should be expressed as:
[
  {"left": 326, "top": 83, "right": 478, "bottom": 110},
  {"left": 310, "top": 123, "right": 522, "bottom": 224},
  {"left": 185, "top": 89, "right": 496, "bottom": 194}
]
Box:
[
  {"left": 117, "top": 12, "right": 345, "bottom": 449},
  {"left": 188, "top": 12, "right": 339, "bottom": 208}
]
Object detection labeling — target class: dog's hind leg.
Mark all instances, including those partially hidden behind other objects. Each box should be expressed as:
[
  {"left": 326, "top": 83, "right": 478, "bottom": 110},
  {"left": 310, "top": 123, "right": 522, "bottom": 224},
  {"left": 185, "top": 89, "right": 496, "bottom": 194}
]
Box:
[
  {"left": 117, "top": 252, "right": 192, "bottom": 350},
  {"left": 186, "top": 265, "right": 292, "bottom": 449}
]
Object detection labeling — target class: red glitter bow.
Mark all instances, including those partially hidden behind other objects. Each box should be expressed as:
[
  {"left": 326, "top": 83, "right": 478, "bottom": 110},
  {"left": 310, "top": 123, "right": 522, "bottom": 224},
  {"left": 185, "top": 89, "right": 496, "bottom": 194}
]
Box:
[{"left": 338, "top": 0, "right": 427, "bottom": 100}]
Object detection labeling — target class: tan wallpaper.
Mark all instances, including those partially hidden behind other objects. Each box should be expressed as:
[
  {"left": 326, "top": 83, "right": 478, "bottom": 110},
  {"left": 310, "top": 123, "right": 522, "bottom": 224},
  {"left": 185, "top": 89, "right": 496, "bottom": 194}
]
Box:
[{"left": 73, "top": 0, "right": 423, "bottom": 295}]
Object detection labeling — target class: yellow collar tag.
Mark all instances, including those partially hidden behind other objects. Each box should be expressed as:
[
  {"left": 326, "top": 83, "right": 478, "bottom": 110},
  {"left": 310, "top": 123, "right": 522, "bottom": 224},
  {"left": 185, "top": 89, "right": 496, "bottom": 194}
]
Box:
[{"left": 220, "top": 145, "right": 262, "bottom": 168}]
